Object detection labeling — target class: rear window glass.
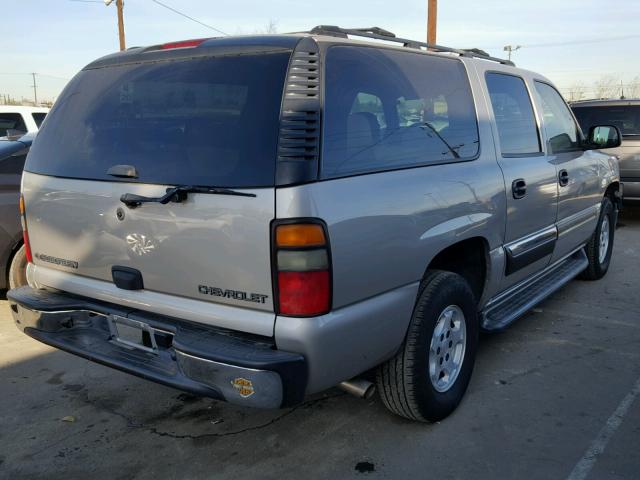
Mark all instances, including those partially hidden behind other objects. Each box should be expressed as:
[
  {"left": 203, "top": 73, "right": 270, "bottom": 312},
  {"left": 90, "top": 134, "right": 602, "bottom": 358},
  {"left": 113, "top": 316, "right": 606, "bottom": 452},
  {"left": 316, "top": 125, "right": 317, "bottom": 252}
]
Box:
[
  {"left": 26, "top": 52, "right": 291, "bottom": 187},
  {"left": 0, "top": 113, "right": 27, "bottom": 137},
  {"left": 322, "top": 46, "right": 479, "bottom": 178},
  {"left": 32, "top": 112, "right": 47, "bottom": 128},
  {"left": 573, "top": 105, "right": 640, "bottom": 137}
]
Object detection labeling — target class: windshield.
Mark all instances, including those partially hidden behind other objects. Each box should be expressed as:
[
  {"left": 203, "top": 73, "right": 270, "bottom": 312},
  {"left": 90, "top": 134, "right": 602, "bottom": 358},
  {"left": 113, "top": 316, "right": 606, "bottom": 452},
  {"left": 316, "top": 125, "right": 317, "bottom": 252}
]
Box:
[
  {"left": 26, "top": 52, "right": 291, "bottom": 187},
  {"left": 573, "top": 105, "right": 640, "bottom": 138}
]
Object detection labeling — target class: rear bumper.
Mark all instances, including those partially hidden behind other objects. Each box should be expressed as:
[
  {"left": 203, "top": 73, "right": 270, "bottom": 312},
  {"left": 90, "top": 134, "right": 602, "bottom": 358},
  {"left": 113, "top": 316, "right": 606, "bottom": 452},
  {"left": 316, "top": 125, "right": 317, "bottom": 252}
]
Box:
[{"left": 8, "top": 286, "right": 307, "bottom": 409}]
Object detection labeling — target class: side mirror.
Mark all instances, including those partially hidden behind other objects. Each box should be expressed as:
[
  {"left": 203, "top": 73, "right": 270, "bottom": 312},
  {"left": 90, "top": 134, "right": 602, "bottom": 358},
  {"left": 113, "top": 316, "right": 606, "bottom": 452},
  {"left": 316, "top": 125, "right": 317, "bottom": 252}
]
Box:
[{"left": 587, "top": 125, "right": 622, "bottom": 149}]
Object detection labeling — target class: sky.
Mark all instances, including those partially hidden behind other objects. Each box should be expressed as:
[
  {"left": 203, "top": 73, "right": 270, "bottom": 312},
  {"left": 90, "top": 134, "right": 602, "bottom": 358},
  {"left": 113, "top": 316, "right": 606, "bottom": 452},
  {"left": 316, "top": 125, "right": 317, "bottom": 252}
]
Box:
[{"left": 3, "top": 0, "right": 640, "bottom": 102}]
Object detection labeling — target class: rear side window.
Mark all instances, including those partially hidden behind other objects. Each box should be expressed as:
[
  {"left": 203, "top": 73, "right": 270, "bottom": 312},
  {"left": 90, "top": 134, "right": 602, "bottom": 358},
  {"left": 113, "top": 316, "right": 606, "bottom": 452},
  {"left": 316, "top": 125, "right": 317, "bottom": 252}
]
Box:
[
  {"left": 322, "top": 47, "right": 479, "bottom": 178},
  {"left": 573, "top": 105, "right": 640, "bottom": 138},
  {"left": 534, "top": 82, "right": 580, "bottom": 153},
  {"left": 486, "top": 73, "right": 541, "bottom": 156},
  {"left": 0, "top": 113, "right": 27, "bottom": 137},
  {"left": 26, "top": 52, "right": 291, "bottom": 187},
  {"left": 32, "top": 112, "right": 47, "bottom": 128}
]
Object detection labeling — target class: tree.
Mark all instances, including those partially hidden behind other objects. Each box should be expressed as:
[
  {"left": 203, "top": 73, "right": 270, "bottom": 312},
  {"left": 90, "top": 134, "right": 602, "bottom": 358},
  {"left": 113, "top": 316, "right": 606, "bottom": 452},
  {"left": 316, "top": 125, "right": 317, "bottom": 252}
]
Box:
[
  {"left": 252, "top": 19, "right": 278, "bottom": 34},
  {"left": 264, "top": 19, "right": 278, "bottom": 34},
  {"left": 566, "top": 81, "right": 587, "bottom": 102},
  {"left": 627, "top": 76, "right": 640, "bottom": 99},
  {"left": 593, "top": 76, "right": 618, "bottom": 99}
]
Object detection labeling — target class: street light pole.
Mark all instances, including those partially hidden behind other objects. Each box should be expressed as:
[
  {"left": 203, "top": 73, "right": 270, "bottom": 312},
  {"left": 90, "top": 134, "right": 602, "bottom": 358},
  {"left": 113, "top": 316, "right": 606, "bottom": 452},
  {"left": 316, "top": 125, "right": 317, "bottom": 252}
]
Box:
[
  {"left": 503, "top": 45, "right": 521, "bottom": 61},
  {"left": 427, "top": 0, "right": 437, "bottom": 45},
  {"left": 31, "top": 73, "right": 38, "bottom": 105}
]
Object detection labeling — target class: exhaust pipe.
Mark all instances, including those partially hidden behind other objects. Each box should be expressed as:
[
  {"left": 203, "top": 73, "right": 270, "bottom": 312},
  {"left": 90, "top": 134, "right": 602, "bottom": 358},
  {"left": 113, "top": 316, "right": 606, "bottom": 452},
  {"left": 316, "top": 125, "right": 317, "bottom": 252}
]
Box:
[{"left": 338, "top": 379, "right": 376, "bottom": 399}]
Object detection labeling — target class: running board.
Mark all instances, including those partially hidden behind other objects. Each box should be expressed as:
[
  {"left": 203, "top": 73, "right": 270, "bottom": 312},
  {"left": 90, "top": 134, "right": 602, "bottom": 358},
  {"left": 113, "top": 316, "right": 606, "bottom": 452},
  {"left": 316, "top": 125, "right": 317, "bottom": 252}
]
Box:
[{"left": 480, "top": 250, "right": 588, "bottom": 332}]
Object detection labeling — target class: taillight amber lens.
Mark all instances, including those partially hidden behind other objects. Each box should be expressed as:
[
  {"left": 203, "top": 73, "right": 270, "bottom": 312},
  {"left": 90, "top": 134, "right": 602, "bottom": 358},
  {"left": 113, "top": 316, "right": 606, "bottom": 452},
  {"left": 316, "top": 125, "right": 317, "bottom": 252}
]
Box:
[{"left": 276, "top": 224, "right": 326, "bottom": 247}]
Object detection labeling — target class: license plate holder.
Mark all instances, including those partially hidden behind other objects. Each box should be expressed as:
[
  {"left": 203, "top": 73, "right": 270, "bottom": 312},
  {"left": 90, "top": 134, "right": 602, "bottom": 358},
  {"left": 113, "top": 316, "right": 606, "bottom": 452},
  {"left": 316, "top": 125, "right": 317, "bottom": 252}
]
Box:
[{"left": 107, "top": 314, "right": 158, "bottom": 353}]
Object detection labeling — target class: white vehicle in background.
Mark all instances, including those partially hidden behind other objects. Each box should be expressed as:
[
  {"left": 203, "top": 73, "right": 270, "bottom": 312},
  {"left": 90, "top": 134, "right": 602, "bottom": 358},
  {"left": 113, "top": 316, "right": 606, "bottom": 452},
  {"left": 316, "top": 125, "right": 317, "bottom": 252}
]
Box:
[{"left": 0, "top": 106, "right": 49, "bottom": 138}]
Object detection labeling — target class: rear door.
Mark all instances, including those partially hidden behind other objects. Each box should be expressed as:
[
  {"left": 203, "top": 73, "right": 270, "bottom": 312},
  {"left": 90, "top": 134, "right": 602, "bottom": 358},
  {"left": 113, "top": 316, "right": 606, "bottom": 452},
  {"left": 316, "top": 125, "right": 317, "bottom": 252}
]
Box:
[
  {"left": 22, "top": 49, "right": 292, "bottom": 336},
  {"left": 483, "top": 71, "right": 558, "bottom": 291},
  {"left": 533, "top": 81, "right": 601, "bottom": 263}
]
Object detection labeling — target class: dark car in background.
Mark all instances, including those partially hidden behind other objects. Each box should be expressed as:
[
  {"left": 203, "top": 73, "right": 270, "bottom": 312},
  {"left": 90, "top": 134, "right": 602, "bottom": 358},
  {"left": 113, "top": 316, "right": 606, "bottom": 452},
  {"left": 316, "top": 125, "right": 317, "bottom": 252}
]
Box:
[
  {"left": 0, "top": 132, "right": 34, "bottom": 289},
  {"left": 572, "top": 99, "right": 640, "bottom": 201}
]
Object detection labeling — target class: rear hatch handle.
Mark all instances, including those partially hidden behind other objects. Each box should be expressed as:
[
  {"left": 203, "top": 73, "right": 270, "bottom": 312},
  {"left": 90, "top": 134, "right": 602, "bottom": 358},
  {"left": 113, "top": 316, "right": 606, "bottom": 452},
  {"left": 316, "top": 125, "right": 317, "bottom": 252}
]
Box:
[
  {"left": 108, "top": 164, "right": 139, "bottom": 178},
  {"left": 120, "top": 185, "right": 256, "bottom": 208}
]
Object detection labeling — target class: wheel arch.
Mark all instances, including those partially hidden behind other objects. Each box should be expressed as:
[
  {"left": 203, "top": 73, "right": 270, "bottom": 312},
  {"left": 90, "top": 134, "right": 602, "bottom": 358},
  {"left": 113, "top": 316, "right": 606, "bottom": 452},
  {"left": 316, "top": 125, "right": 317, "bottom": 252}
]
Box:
[
  {"left": 604, "top": 181, "right": 621, "bottom": 209},
  {"left": 422, "top": 236, "right": 490, "bottom": 305},
  {"left": 5, "top": 238, "right": 24, "bottom": 288}
]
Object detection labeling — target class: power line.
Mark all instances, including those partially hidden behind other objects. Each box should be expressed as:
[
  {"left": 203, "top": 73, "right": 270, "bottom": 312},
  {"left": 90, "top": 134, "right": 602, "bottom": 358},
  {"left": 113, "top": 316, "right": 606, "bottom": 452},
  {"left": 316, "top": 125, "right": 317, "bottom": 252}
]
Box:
[
  {"left": 0, "top": 72, "right": 70, "bottom": 81},
  {"left": 483, "top": 34, "right": 640, "bottom": 51},
  {"left": 525, "top": 34, "right": 640, "bottom": 49},
  {"left": 150, "top": 0, "right": 228, "bottom": 36},
  {"left": 36, "top": 73, "right": 71, "bottom": 81}
]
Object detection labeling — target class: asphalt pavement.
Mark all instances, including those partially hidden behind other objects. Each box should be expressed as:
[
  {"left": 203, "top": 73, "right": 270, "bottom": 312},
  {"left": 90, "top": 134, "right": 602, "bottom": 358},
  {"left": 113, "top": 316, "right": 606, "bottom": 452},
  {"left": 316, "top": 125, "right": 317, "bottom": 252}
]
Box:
[{"left": 1, "top": 210, "right": 639, "bottom": 480}]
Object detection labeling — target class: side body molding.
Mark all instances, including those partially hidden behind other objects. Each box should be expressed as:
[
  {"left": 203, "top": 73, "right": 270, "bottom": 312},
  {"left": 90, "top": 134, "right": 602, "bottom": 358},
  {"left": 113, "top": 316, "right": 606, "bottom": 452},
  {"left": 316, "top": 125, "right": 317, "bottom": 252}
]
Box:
[{"left": 504, "top": 226, "right": 557, "bottom": 275}]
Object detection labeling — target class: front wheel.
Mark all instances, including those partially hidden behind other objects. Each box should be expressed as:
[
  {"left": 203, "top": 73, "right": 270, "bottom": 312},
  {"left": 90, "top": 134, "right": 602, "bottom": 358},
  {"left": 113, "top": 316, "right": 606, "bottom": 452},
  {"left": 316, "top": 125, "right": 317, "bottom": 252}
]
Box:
[
  {"left": 580, "top": 196, "right": 616, "bottom": 281},
  {"left": 376, "top": 270, "right": 479, "bottom": 422}
]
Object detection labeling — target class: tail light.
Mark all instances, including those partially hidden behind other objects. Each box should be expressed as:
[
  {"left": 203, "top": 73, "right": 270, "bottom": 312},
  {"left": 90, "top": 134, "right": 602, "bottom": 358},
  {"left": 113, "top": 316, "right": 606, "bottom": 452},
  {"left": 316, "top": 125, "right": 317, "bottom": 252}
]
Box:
[
  {"left": 19, "top": 194, "right": 33, "bottom": 264},
  {"left": 160, "top": 38, "right": 207, "bottom": 50},
  {"left": 273, "top": 222, "right": 331, "bottom": 316}
]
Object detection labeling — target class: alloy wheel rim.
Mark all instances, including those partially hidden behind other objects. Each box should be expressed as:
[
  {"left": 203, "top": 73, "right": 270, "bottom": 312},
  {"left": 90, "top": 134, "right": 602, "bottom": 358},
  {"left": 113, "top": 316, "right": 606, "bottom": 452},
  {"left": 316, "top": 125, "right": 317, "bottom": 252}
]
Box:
[
  {"left": 599, "top": 215, "right": 610, "bottom": 264},
  {"left": 428, "top": 305, "right": 467, "bottom": 393}
]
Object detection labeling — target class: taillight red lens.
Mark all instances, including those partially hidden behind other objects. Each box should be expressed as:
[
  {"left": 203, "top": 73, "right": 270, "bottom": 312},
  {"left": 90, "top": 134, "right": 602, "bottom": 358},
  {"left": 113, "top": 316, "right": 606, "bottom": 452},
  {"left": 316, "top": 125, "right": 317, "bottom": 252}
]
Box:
[
  {"left": 278, "top": 271, "right": 330, "bottom": 316},
  {"left": 23, "top": 229, "right": 33, "bottom": 264},
  {"left": 20, "top": 195, "right": 33, "bottom": 264}
]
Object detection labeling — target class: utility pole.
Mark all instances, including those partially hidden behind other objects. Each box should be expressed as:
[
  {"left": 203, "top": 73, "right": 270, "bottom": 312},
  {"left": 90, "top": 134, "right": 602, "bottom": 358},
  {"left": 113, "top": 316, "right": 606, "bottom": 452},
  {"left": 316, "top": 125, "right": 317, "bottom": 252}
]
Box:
[
  {"left": 116, "top": 0, "right": 126, "bottom": 51},
  {"left": 31, "top": 73, "right": 38, "bottom": 105},
  {"left": 104, "top": 0, "right": 126, "bottom": 51},
  {"left": 427, "top": 0, "right": 437, "bottom": 45},
  {"left": 503, "top": 45, "right": 521, "bottom": 61}
]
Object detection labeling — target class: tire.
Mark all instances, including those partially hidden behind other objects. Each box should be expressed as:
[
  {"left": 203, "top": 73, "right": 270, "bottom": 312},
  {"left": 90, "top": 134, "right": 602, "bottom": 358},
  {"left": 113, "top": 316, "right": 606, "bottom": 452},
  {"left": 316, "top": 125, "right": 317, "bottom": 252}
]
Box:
[
  {"left": 376, "top": 270, "right": 479, "bottom": 422},
  {"left": 8, "top": 244, "right": 28, "bottom": 289},
  {"left": 579, "top": 197, "right": 616, "bottom": 281}
]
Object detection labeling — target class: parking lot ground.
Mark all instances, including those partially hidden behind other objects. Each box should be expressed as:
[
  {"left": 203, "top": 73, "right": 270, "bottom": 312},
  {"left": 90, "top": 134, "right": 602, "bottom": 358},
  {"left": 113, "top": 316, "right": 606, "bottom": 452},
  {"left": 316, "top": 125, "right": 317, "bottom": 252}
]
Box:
[{"left": 1, "top": 211, "right": 640, "bottom": 480}]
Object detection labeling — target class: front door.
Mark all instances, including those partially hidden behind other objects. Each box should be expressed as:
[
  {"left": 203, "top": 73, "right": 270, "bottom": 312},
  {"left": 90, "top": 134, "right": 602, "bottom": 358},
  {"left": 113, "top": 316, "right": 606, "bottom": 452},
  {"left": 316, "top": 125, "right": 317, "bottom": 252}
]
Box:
[
  {"left": 484, "top": 71, "right": 559, "bottom": 291},
  {"left": 533, "top": 81, "right": 601, "bottom": 263}
]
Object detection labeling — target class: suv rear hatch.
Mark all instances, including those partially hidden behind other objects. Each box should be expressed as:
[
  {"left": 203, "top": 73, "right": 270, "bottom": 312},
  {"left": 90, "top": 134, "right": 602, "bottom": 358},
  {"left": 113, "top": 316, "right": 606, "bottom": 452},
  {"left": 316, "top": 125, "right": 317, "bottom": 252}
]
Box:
[{"left": 22, "top": 39, "right": 298, "bottom": 336}]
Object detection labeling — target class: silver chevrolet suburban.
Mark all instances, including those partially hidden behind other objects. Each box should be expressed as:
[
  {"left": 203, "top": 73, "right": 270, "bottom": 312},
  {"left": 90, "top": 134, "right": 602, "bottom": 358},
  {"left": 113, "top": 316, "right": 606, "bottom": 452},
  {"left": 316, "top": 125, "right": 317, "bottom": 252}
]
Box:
[{"left": 9, "top": 27, "right": 622, "bottom": 422}]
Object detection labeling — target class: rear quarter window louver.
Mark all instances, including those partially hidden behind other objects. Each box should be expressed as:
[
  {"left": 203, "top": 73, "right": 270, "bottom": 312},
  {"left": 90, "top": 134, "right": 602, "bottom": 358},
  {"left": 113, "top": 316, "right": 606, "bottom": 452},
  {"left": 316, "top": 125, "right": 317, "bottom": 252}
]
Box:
[{"left": 276, "top": 38, "right": 321, "bottom": 186}]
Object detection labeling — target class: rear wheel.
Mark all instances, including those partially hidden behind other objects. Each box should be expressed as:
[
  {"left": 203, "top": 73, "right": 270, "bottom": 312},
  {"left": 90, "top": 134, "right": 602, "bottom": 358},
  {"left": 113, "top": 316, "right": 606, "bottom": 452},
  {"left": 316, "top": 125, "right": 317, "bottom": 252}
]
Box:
[
  {"left": 376, "top": 270, "right": 479, "bottom": 422},
  {"left": 580, "top": 197, "right": 615, "bottom": 281},
  {"left": 8, "top": 244, "right": 28, "bottom": 289}
]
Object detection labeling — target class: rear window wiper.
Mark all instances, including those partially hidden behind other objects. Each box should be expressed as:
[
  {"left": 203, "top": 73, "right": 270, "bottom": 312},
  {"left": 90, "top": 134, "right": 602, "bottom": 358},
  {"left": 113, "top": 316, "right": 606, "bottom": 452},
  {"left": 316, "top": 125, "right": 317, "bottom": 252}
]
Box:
[{"left": 120, "top": 185, "right": 256, "bottom": 208}]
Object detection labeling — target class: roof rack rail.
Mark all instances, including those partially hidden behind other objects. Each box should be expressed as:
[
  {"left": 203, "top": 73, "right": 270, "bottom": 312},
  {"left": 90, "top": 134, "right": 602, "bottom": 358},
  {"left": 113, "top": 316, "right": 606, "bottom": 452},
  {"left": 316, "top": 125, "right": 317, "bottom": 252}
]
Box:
[{"left": 308, "top": 25, "right": 515, "bottom": 66}]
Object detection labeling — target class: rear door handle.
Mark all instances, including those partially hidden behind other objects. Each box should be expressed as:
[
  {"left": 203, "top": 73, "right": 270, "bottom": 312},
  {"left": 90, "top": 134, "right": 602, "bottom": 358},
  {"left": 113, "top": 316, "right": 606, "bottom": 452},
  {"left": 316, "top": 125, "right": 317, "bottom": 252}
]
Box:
[
  {"left": 559, "top": 169, "right": 569, "bottom": 187},
  {"left": 512, "top": 178, "right": 527, "bottom": 199}
]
